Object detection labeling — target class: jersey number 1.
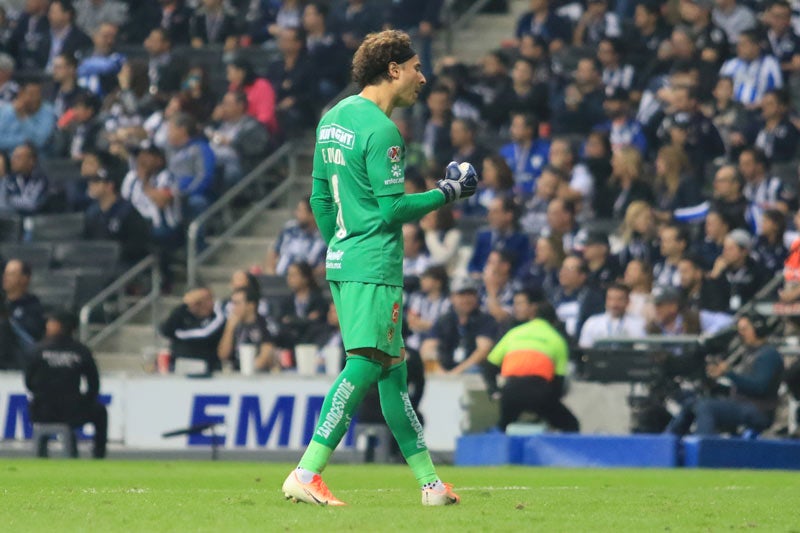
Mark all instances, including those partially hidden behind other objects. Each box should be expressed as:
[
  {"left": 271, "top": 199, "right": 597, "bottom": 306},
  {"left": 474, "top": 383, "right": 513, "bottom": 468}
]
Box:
[{"left": 331, "top": 174, "right": 347, "bottom": 239}]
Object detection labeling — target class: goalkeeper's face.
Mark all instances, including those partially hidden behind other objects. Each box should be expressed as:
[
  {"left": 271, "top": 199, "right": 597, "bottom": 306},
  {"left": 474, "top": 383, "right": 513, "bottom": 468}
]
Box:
[{"left": 395, "top": 56, "right": 426, "bottom": 107}]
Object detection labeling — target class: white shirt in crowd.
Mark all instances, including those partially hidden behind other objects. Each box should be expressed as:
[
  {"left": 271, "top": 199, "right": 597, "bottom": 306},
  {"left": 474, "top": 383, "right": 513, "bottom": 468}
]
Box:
[{"left": 579, "top": 311, "right": 647, "bottom": 349}]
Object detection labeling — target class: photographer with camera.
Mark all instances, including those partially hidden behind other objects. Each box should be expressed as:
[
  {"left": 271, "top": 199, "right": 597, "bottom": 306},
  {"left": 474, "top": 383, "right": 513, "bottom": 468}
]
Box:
[{"left": 666, "top": 313, "right": 784, "bottom": 437}]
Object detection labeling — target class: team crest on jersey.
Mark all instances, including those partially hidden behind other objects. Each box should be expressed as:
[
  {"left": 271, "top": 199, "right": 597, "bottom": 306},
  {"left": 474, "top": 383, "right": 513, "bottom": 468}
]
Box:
[
  {"left": 387, "top": 146, "right": 401, "bottom": 162},
  {"left": 387, "top": 327, "right": 395, "bottom": 343},
  {"left": 391, "top": 302, "right": 400, "bottom": 323}
]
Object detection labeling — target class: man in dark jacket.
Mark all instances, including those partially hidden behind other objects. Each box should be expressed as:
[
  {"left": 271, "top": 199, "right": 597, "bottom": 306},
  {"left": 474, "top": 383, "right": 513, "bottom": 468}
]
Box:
[
  {"left": 159, "top": 287, "right": 226, "bottom": 373},
  {"left": 0, "top": 142, "right": 50, "bottom": 216},
  {"left": 25, "top": 309, "right": 107, "bottom": 458},
  {"left": 0, "top": 259, "right": 46, "bottom": 370}
]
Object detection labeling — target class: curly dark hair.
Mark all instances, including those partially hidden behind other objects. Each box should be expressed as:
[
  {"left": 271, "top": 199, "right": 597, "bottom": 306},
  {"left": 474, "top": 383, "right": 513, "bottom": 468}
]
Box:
[{"left": 351, "top": 30, "right": 415, "bottom": 88}]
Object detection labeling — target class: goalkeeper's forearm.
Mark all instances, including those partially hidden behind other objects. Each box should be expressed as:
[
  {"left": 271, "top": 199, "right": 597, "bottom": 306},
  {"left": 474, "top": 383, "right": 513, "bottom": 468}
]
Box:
[
  {"left": 377, "top": 190, "right": 446, "bottom": 226},
  {"left": 310, "top": 177, "right": 337, "bottom": 243}
]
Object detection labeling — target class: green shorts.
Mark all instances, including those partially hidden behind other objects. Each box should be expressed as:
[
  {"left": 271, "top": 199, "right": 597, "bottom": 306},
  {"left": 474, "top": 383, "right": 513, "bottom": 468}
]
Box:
[{"left": 329, "top": 280, "right": 404, "bottom": 357}]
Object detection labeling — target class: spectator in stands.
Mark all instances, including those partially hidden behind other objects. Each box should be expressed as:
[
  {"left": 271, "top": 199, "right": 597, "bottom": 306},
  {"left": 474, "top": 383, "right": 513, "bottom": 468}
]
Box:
[
  {"left": 517, "top": 34, "right": 552, "bottom": 84},
  {"left": 120, "top": 1, "right": 160, "bottom": 44},
  {"left": 0, "top": 7, "right": 13, "bottom": 55},
  {"left": 0, "top": 259, "right": 46, "bottom": 369},
  {"left": 45, "top": 0, "right": 92, "bottom": 71},
  {"left": 609, "top": 146, "right": 654, "bottom": 220},
  {"left": 77, "top": 22, "right": 123, "bottom": 98},
  {"left": 712, "top": 0, "right": 756, "bottom": 45},
  {"left": 484, "top": 296, "right": 579, "bottom": 433},
  {"left": 266, "top": 196, "right": 326, "bottom": 277},
  {"left": 480, "top": 249, "right": 516, "bottom": 326},
  {"left": 450, "top": 118, "right": 486, "bottom": 168},
  {"left": 679, "top": 0, "right": 729, "bottom": 67},
  {"left": 75, "top": 0, "right": 128, "bottom": 36},
  {"left": 419, "top": 206, "right": 461, "bottom": 273},
  {"left": 646, "top": 284, "right": 702, "bottom": 335},
  {"left": 753, "top": 209, "right": 788, "bottom": 277},
  {"left": 548, "top": 137, "right": 595, "bottom": 221},
  {"left": 499, "top": 113, "right": 549, "bottom": 195},
  {"left": 574, "top": 0, "right": 621, "bottom": 47},
  {"left": 616, "top": 200, "right": 661, "bottom": 267},
  {"left": 520, "top": 165, "right": 563, "bottom": 235},
  {"left": 266, "top": 0, "right": 304, "bottom": 41},
  {"left": 693, "top": 209, "right": 732, "bottom": 269},
  {"left": 708, "top": 228, "right": 767, "bottom": 313},
  {"left": 421, "top": 276, "right": 497, "bottom": 375},
  {"left": 120, "top": 143, "right": 181, "bottom": 290},
  {"left": 551, "top": 58, "right": 606, "bottom": 135},
  {"left": 208, "top": 91, "right": 271, "bottom": 188},
  {"left": 582, "top": 231, "right": 620, "bottom": 292},
  {"left": 180, "top": 65, "right": 216, "bottom": 123},
  {"left": 83, "top": 154, "right": 150, "bottom": 266},
  {"left": 653, "top": 145, "right": 703, "bottom": 223},
  {"left": 629, "top": 1, "right": 671, "bottom": 75},
  {"left": 467, "top": 196, "right": 530, "bottom": 275},
  {"left": 402, "top": 223, "right": 431, "bottom": 289},
  {"left": 329, "top": 0, "right": 381, "bottom": 52},
  {"left": 420, "top": 84, "right": 453, "bottom": 169},
  {"left": 8, "top": 0, "right": 51, "bottom": 71},
  {"left": 461, "top": 154, "right": 513, "bottom": 217},
  {"left": 720, "top": 29, "right": 782, "bottom": 108},
  {"left": 544, "top": 197, "right": 585, "bottom": 254},
  {"left": 302, "top": 2, "right": 348, "bottom": 102},
  {"left": 514, "top": 0, "right": 572, "bottom": 53},
  {"left": 218, "top": 286, "right": 276, "bottom": 372},
  {"left": 51, "top": 52, "right": 87, "bottom": 122},
  {"left": 25, "top": 309, "right": 107, "bottom": 457},
  {"left": 160, "top": 286, "right": 226, "bottom": 373},
  {"left": 709, "top": 165, "right": 748, "bottom": 230},
  {"left": 653, "top": 223, "right": 690, "bottom": 288},
  {"left": 579, "top": 283, "right": 646, "bottom": 348},
  {"left": 517, "top": 235, "right": 564, "bottom": 299},
  {"left": 0, "top": 53, "right": 18, "bottom": 104},
  {"left": 764, "top": 0, "right": 800, "bottom": 81},
  {"left": 382, "top": 0, "right": 442, "bottom": 80},
  {"left": 269, "top": 27, "right": 317, "bottom": 137},
  {"left": 473, "top": 51, "right": 511, "bottom": 120},
  {"left": 99, "top": 59, "right": 155, "bottom": 136},
  {"left": 706, "top": 76, "right": 751, "bottom": 156},
  {"left": 678, "top": 252, "right": 731, "bottom": 313},
  {"left": 551, "top": 253, "right": 605, "bottom": 340},
  {"left": 488, "top": 57, "right": 549, "bottom": 130},
  {"left": 143, "top": 27, "right": 183, "bottom": 102},
  {"left": 405, "top": 265, "right": 450, "bottom": 361},
  {"left": 754, "top": 89, "right": 799, "bottom": 163},
  {"left": 157, "top": 0, "right": 191, "bottom": 46},
  {"left": 0, "top": 142, "right": 49, "bottom": 216},
  {"left": 272, "top": 261, "right": 328, "bottom": 349},
  {"left": 594, "top": 87, "right": 647, "bottom": 155},
  {"left": 0, "top": 78, "right": 56, "bottom": 153},
  {"left": 623, "top": 258, "right": 654, "bottom": 317},
  {"left": 55, "top": 91, "right": 102, "bottom": 160},
  {"left": 166, "top": 112, "right": 216, "bottom": 222},
  {"left": 739, "top": 147, "right": 792, "bottom": 214},
  {"left": 667, "top": 313, "right": 783, "bottom": 436},
  {"left": 597, "top": 38, "right": 636, "bottom": 92},
  {"left": 189, "top": 0, "right": 240, "bottom": 51},
  {"left": 226, "top": 57, "right": 278, "bottom": 136}
]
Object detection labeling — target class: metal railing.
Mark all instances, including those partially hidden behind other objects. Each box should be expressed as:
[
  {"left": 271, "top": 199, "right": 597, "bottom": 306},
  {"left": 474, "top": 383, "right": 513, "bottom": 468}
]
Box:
[
  {"left": 79, "top": 255, "right": 160, "bottom": 348},
  {"left": 187, "top": 142, "right": 297, "bottom": 288}
]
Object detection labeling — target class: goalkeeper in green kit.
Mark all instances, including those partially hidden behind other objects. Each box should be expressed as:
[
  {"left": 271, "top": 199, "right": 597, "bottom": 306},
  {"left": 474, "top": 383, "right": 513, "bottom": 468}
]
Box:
[{"left": 282, "top": 30, "right": 478, "bottom": 507}]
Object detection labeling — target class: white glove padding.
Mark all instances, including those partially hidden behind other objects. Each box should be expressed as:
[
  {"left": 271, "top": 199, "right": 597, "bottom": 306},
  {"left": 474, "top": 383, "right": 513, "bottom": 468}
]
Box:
[{"left": 437, "top": 161, "right": 479, "bottom": 203}]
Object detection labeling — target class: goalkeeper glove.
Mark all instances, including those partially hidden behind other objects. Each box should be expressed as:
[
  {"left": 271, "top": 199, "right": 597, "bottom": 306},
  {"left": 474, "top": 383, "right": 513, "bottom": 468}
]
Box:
[{"left": 437, "top": 161, "right": 478, "bottom": 203}]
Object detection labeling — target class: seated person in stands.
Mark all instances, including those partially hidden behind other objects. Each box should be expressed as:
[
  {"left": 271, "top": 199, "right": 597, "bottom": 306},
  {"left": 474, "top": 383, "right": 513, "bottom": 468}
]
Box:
[
  {"left": 582, "top": 231, "right": 620, "bottom": 292},
  {"left": 480, "top": 249, "right": 515, "bottom": 327},
  {"left": 25, "top": 309, "right": 107, "bottom": 458},
  {"left": 646, "top": 285, "right": 732, "bottom": 336},
  {"left": 579, "top": 283, "right": 646, "bottom": 349},
  {"left": 0, "top": 143, "right": 49, "bottom": 216},
  {"left": 54, "top": 92, "right": 103, "bottom": 160},
  {"left": 420, "top": 277, "right": 497, "bottom": 375},
  {"left": 272, "top": 261, "right": 328, "bottom": 349},
  {"left": 265, "top": 196, "right": 326, "bottom": 276},
  {"left": 166, "top": 112, "right": 216, "bottom": 222},
  {"left": 159, "top": 287, "right": 226, "bottom": 373},
  {"left": 402, "top": 223, "right": 430, "bottom": 292},
  {"left": 218, "top": 287, "right": 276, "bottom": 372},
  {"left": 467, "top": 196, "right": 530, "bottom": 276},
  {"left": 708, "top": 229, "right": 768, "bottom": 314},
  {"left": 677, "top": 253, "right": 731, "bottom": 313},
  {"left": 667, "top": 313, "right": 783, "bottom": 437},
  {"left": 0, "top": 78, "right": 56, "bottom": 153},
  {"left": 551, "top": 254, "right": 605, "bottom": 341},
  {"left": 0, "top": 259, "right": 46, "bottom": 369},
  {"left": 83, "top": 154, "right": 151, "bottom": 267}
]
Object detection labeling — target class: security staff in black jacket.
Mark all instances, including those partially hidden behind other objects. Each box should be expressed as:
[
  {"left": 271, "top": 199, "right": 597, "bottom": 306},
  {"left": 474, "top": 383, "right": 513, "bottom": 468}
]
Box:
[
  {"left": 25, "top": 310, "right": 107, "bottom": 458},
  {"left": 0, "top": 259, "right": 46, "bottom": 370}
]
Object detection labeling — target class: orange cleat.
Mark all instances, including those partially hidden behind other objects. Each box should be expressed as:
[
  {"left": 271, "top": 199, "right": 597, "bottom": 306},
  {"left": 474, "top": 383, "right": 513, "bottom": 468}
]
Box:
[
  {"left": 421, "top": 482, "right": 460, "bottom": 506},
  {"left": 282, "top": 470, "right": 347, "bottom": 506}
]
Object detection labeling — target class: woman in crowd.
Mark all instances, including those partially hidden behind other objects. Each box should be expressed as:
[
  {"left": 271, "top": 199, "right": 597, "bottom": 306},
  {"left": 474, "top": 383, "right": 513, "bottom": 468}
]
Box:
[
  {"left": 517, "top": 235, "right": 564, "bottom": 300},
  {"left": 616, "top": 200, "right": 661, "bottom": 267},
  {"left": 623, "top": 258, "right": 654, "bottom": 319},
  {"left": 419, "top": 206, "right": 462, "bottom": 275},
  {"left": 226, "top": 57, "right": 278, "bottom": 135},
  {"left": 274, "top": 261, "right": 328, "bottom": 348},
  {"left": 460, "top": 154, "right": 514, "bottom": 217},
  {"left": 653, "top": 145, "right": 703, "bottom": 222},
  {"left": 609, "top": 146, "right": 654, "bottom": 220}
]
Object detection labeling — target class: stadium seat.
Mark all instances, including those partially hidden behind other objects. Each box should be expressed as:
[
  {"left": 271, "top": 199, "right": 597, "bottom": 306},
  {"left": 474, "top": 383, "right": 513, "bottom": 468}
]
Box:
[
  {"left": 23, "top": 213, "right": 86, "bottom": 242},
  {"left": 0, "top": 214, "right": 21, "bottom": 242},
  {"left": 40, "top": 158, "right": 81, "bottom": 186},
  {"left": 57, "top": 267, "right": 111, "bottom": 308},
  {"left": 53, "top": 240, "right": 120, "bottom": 270},
  {"left": 31, "top": 273, "right": 78, "bottom": 311},
  {"left": 0, "top": 242, "right": 53, "bottom": 270}
]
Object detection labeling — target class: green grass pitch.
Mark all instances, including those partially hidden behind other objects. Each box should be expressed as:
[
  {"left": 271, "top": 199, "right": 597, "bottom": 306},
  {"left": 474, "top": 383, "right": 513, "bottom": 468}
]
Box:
[{"left": 2, "top": 459, "right": 798, "bottom": 532}]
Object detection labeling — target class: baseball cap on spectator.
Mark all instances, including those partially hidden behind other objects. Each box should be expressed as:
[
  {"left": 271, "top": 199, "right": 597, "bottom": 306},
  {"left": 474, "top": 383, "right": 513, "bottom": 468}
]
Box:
[
  {"left": 83, "top": 149, "right": 123, "bottom": 187},
  {"left": 604, "top": 86, "right": 629, "bottom": 102},
  {"left": 451, "top": 277, "right": 480, "bottom": 294},
  {"left": 584, "top": 231, "right": 610, "bottom": 247},
  {"left": 652, "top": 285, "right": 682, "bottom": 306},
  {"left": 727, "top": 229, "right": 752, "bottom": 249}
]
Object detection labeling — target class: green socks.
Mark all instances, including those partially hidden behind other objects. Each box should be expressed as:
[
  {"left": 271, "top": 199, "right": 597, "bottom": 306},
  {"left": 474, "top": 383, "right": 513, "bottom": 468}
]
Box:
[
  {"left": 378, "top": 361, "right": 438, "bottom": 487},
  {"left": 298, "top": 355, "right": 382, "bottom": 473}
]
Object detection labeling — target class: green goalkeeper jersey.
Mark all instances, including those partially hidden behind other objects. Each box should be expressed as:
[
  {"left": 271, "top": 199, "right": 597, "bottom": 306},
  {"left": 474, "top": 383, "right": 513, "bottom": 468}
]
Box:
[{"left": 312, "top": 95, "right": 409, "bottom": 287}]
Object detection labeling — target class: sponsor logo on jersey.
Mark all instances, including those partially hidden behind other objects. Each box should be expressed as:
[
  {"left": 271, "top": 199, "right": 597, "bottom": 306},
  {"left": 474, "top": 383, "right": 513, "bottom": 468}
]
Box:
[
  {"left": 387, "top": 145, "right": 401, "bottom": 162},
  {"left": 318, "top": 124, "right": 356, "bottom": 149},
  {"left": 387, "top": 327, "right": 395, "bottom": 343}
]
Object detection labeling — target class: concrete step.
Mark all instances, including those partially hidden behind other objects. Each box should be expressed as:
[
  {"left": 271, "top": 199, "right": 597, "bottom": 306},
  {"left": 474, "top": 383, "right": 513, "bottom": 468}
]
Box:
[
  {"left": 197, "top": 265, "right": 239, "bottom": 284},
  {"left": 129, "top": 295, "right": 182, "bottom": 325},
  {"left": 241, "top": 208, "right": 293, "bottom": 237},
  {"left": 95, "top": 352, "right": 151, "bottom": 374},
  {"left": 205, "top": 236, "right": 275, "bottom": 268},
  {"left": 94, "top": 323, "right": 161, "bottom": 354}
]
